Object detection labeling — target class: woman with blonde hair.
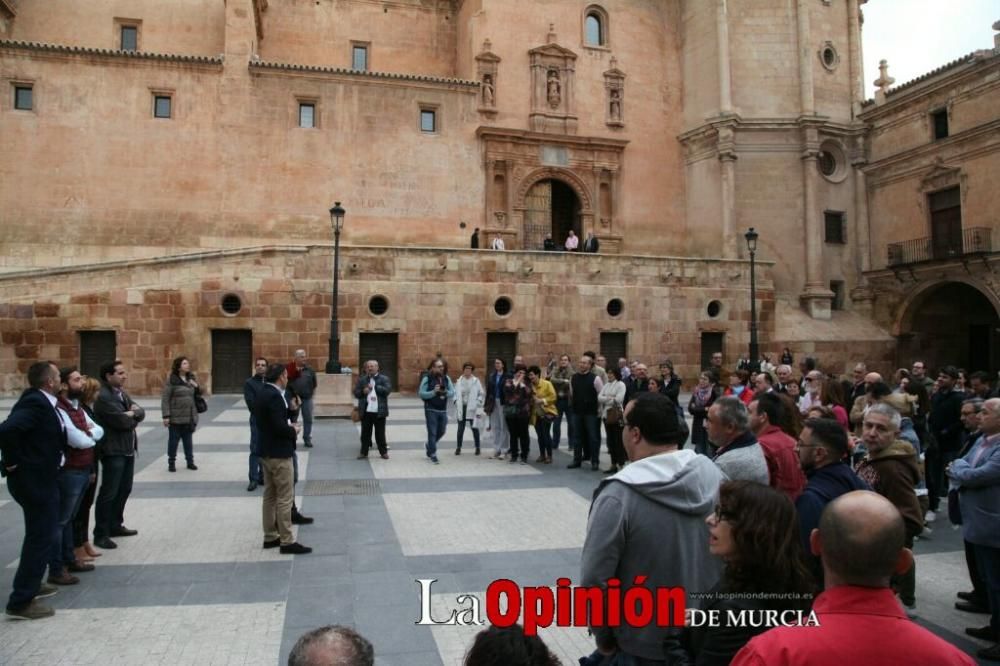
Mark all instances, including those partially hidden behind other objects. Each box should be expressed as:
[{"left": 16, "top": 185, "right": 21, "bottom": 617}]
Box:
[{"left": 72, "top": 376, "right": 105, "bottom": 563}]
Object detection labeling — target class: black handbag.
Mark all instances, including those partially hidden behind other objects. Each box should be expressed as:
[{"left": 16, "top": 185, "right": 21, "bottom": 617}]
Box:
[{"left": 194, "top": 390, "right": 208, "bottom": 414}]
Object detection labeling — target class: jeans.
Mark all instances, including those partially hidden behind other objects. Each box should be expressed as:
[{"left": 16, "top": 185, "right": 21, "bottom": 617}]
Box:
[
  {"left": 456, "top": 408, "right": 481, "bottom": 451},
  {"left": 425, "top": 408, "right": 448, "bottom": 457},
  {"left": 507, "top": 416, "right": 530, "bottom": 461},
  {"left": 535, "top": 417, "right": 553, "bottom": 457},
  {"left": 361, "top": 412, "right": 388, "bottom": 456},
  {"left": 50, "top": 469, "right": 90, "bottom": 576},
  {"left": 93, "top": 455, "right": 135, "bottom": 540},
  {"left": 73, "top": 471, "right": 98, "bottom": 547},
  {"left": 6, "top": 470, "right": 60, "bottom": 610},
  {"left": 249, "top": 416, "right": 262, "bottom": 483},
  {"left": 974, "top": 543, "right": 1000, "bottom": 637},
  {"left": 553, "top": 397, "right": 572, "bottom": 448},
  {"left": 167, "top": 423, "right": 194, "bottom": 464},
  {"left": 572, "top": 412, "right": 601, "bottom": 465},
  {"left": 300, "top": 397, "right": 314, "bottom": 443}
]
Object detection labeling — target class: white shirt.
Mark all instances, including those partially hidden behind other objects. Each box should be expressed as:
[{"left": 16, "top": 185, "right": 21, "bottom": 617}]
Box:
[
  {"left": 491, "top": 237, "right": 505, "bottom": 250},
  {"left": 55, "top": 401, "right": 102, "bottom": 449},
  {"left": 366, "top": 377, "right": 379, "bottom": 413}
]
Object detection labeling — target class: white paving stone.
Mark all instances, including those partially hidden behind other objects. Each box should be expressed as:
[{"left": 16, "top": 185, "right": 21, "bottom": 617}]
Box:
[
  {"left": 232, "top": 398, "right": 248, "bottom": 409},
  {"left": 134, "top": 398, "right": 162, "bottom": 408},
  {"left": 429, "top": 589, "right": 593, "bottom": 666},
  {"left": 0, "top": 602, "right": 285, "bottom": 665},
  {"left": 212, "top": 409, "right": 254, "bottom": 423},
  {"left": 385, "top": 488, "right": 590, "bottom": 556},
  {"left": 189, "top": 426, "right": 251, "bottom": 445},
  {"left": 385, "top": 408, "right": 429, "bottom": 421},
  {"left": 370, "top": 448, "right": 543, "bottom": 479},
  {"left": 135, "top": 452, "right": 309, "bottom": 483}
]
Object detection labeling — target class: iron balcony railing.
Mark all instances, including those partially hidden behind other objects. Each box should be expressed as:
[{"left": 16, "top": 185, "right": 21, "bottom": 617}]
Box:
[{"left": 887, "top": 226, "right": 993, "bottom": 267}]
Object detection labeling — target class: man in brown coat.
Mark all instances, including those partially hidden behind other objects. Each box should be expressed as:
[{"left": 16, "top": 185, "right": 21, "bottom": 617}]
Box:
[{"left": 856, "top": 402, "right": 923, "bottom": 612}]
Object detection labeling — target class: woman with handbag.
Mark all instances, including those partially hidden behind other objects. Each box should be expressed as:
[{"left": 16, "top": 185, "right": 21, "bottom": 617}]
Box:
[
  {"left": 161, "top": 356, "right": 200, "bottom": 472},
  {"left": 454, "top": 362, "right": 485, "bottom": 455},
  {"left": 502, "top": 368, "right": 534, "bottom": 464},
  {"left": 598, "top": 366, "right": 627, "bottom": 474},
  {"left": 527, "top": 366, "right": 557, "bottom": 464}
]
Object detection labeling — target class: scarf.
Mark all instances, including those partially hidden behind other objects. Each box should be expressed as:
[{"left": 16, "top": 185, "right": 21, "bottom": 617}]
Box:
[
  {"left": 56, "top": 395, "right": 91, "bottom": 435},
  {"left": 694, "top": 385, "right": 714, "bottom": 406}
]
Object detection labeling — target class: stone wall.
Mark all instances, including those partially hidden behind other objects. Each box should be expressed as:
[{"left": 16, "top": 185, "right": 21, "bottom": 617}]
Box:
[{"left": 0, "top": 246, "right": 776, "bottom": 395}]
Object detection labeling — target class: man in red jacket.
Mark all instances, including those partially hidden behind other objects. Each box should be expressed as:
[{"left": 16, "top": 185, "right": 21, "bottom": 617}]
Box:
[
  {"left": 749, "top": 393, "right": 805, "bottom": 501},
  {"left": 732, "top": 490, "right": 975, "bottom": 666}
]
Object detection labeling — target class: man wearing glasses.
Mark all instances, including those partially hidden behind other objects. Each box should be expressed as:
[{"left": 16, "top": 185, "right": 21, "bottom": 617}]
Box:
[
  {"left": 580, "top": 392, "right": 723, "bottom": 664},
  {"left": 911, "top": 361, "right": 935, "bottom": 393}
]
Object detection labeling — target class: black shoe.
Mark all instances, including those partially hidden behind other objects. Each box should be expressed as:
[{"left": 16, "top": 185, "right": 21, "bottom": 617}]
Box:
[
  {"left": 966, "top": 626, "right": 997, "bottom": 641},
  {"left": 67, "top": 561, "right": 95, "bottom": 573},
  {"left": 247, "top": 481, "right": 258, "bottom": 491},
  {"left": 956, "top": 601, "right": 990, "bottom": 614},
  {"left": 591, "top": 463, "right": 600, "bottom": 470},
  {"left": 604, "top": 466, "right": 619, "bottom": 475},
  {"left": 168, "top": 461, "right": 176, "bottom": 472},
  {"left": 475, "top": 448, "right": 480, "bottom": 455},
  {"left": 978, "top": 644, "right": 1000, "bottom": 662},
  {"left": 455, "top": 447, "right": 461, "bottom": 455},
  {"left": 957, "top": 591, "right": 980, "bottom": 602},
  {"left": 262, "top": 538, "right": 280, "bottom": 549},
  {"left": 93, "top": 537, "right": 117, "bottom": 549},
  {"left": 291, "top": 512, "right": 314, "bottom": 525},
  {"left": 111, "top": 527, "right": 138, "bottom": 537},
  {"left": 304, "top": 441, "right": 314, "bottom": 448},
  {"left": 279, "top": 542, "right": 313, "bottom": 554},
  {"left": 567, "top": 461, "right": 582, "bottom": 469},
  {"left": 186, "top": 462, "right": 198, "bottom": 470}
]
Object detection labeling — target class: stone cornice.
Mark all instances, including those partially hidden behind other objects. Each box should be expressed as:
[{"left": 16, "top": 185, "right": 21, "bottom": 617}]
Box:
[
  {"left": 0, "top": 39, "right": 223, "bottom": 67},
  {"left": 863, "top": 119, "right": 1000, "bottom": 185},
  {"left": 475, "top": 126, "right": 628, "bottom": 150},
  {"left": 678, "top": 115, "right": 863, "bottom": 144},
  {"left": 248, "top": 59, "right": 479, "bottom": 90},
  {"left": 0, "top": 0, "right": 16, "bottom": 19}
]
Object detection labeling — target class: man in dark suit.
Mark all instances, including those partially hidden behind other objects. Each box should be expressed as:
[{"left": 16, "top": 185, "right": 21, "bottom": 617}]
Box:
[
  {"left": 256, "top": 364, "right": 311, "bottom": 554},
  {"left": 0, "top": 361, "right": 66, "bottom": 619},
  {"left": 92, "top": 360, "right": 144, "bottom": 550}
]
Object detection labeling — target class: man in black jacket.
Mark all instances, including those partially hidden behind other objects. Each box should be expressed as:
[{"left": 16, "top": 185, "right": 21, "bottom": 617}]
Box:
[
  {"left": 92, "top": 360, "right": 145, "bottom": 550},
  {"left": 927, "top": 366, "right": 965, "bottom": 518},
  {"left": 244, "top": 357, "right": 268, "bottom": 491},
  {"left": 256, "top": 364, "right": 311, "bottom": 554},
  {"left": 0, "top": 361, "right": 65, "bottom": 619}
]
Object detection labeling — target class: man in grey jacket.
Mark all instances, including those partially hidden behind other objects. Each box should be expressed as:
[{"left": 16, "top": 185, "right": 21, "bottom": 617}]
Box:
[{"left": 581, "top": 391, "right": 724, "bottom": 664}]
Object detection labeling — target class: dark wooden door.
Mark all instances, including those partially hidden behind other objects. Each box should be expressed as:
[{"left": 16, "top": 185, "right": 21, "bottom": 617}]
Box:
[
  {"left": 79, "top": 331, "right": 117, "bottom": 379},
  {"left": 359, "top": 333, "right": 399, "bottom": 391},
  {"left": 929, "top": 187, "right": 962, "bottom": 259},
  {"left": 211, "top": 329, "right": 252, "bottom": 393},
  {"left": 486, "top": 332, "right": 517, "bottom": 374},
  {"left": 600, "top": 332, "right": 628, "bottom": 365},
  {"left": 700, "top": 332, "right": 724, "bottom": 371}
]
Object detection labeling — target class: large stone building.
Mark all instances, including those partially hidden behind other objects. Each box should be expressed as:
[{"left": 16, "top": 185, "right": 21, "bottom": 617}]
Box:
[{"left": 0, "top": 0, "right": 996, "bottom": 393}]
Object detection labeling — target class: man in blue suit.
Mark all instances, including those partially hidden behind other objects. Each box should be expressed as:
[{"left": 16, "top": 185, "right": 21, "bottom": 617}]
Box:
[{"left": 0, "top": 361, "right": 66, "bottom": 620}]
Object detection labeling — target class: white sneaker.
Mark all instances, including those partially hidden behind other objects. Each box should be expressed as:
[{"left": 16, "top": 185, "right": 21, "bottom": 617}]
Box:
[{"left": 924, "top": 510, "right": 936, "bottom": 523}]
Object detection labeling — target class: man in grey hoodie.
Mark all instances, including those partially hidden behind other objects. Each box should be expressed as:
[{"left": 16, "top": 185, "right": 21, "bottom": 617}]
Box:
[{"left": 581, "top": 391, "right": 725, "bottom": 665}]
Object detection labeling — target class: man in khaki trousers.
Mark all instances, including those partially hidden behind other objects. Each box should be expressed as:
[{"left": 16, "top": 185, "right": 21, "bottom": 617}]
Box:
[{"left": 254, "top": 364, "right": 311, "bottom": 555}]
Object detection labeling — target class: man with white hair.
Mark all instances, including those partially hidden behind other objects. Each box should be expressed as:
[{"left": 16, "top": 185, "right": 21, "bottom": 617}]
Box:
[
  {"left": 707, "top": 396, "right": 769, "bottom": 484},
  {"left": 353, "top": 360, "right": 391, "bottom": 459},
  {"left": 774, "top": 364, "right": 793, "bottom": 394}
]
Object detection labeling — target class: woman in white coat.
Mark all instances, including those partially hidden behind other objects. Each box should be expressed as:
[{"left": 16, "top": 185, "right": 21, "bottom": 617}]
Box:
[
  {"left": 598, "top": 365, "right": 628, "bottom": 474},
  {"left": 454, "top": 362, "right": 486, "bottom": 455}
]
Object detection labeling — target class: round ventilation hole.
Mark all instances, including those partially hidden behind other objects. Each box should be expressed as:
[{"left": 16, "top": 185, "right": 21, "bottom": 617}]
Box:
[
  {"left": 494, "top": 297, "right": 512, "bottom": 317},
  {"left": 221, "top": 294, "right": 242, "bottom": 315},
  {"left": 707, "top": 300, "right": 722, "bottom": 318},
  {"left": 368, "top": 295, "right": 389, "bottom": 316},
  {"left": 607, "top": 298, "right": 624, "bottom": 317}
]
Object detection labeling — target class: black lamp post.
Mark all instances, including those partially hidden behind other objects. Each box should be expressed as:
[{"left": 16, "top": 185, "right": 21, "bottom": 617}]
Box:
[
  {"left": 744, "top": 227, "right": 759, "bottom": 372},
  {"left": 325, "top": 202, "right": 345, "bottom": 374}
]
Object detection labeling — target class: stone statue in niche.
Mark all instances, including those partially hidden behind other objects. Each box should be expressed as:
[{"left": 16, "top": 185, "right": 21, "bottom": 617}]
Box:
[
  {"left": 609, "top": 88, "right": 621, "bottom": 121},
  {"left": 547, "top": 70, "right": 561, "bottom": 108},
  {"left": 482, "top": 74, "right": 495, "bottom": 107}
]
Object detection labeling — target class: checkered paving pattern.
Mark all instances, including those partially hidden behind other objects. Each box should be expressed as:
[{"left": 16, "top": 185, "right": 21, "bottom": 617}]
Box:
[{"left": 0, "top": 394, "right": 989, "bottom": 665}]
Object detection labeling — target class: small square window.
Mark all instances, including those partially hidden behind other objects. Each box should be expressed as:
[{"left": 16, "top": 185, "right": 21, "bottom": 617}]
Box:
[
  {"left": 14, "top": 85, "right": 33, "bottom": 111},
  {"left": 420, "top": 109, "right": 436, "bottom": 133},
  {"left": 153, "top": 95, "right": 172, "bottom": 119},
  {"left": 299, "top": 103, "right": 315, "bottom": 128},
  {"left": 931, "top": 108, "right": 949, "bottom": 140},
  {"left": 824, "top": 211, "right": 846, "bottom": 244},
  {"left": 352, "top": 45, "right": 368, "bottom": 71},
  {"left": 121, "top": 25, "right": 138, "bottom": 51}
]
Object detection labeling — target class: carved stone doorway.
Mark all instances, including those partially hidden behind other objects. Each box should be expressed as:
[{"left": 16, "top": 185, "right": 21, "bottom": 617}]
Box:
[{"left": 523, "top": 179, "right": 580, "bottom": 250}]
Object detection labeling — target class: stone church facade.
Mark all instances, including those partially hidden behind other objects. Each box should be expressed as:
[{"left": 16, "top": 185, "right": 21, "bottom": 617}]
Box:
[{"left": 0, "top": 0, "right": 996, "bottom": 392}]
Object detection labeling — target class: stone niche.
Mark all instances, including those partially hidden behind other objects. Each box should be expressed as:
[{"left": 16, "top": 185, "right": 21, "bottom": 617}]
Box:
[
  {"left": 528, "top": 31, "right": 578, "bottom": 135},
  {"left": 477, "top": 127, "right": 627, "bottom": 252}
]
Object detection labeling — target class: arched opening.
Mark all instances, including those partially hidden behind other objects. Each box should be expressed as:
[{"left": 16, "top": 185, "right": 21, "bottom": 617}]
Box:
[
  {"left": 897, "top": 281, "right": 1000, "bottom": 374},
  {"left": 523, "top": 179, "right": 581, "bottom": 250}
]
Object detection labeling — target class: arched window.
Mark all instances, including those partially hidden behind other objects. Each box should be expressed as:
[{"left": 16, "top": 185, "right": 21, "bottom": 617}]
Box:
[{"left": 584, "top": 6, "right": 608, "bottom": 47}]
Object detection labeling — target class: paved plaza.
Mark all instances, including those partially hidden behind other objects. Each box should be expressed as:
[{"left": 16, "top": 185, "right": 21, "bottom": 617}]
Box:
[{"left": 0, "top": 395, "right": 992, "bottom": 664}]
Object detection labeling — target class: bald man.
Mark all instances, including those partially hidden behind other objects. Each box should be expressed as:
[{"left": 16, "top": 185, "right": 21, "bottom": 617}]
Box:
[
  {"left": 849, "top": 372, "right": 883, "bottom": 433},
  {"left": 287, "top": 625, "right": 373, "bottom": 666},
  {"left": 732, "top": 491, "right": 975, "bottom": 665}
]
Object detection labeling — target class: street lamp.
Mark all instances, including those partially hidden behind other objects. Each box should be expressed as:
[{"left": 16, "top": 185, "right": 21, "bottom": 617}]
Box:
[
  {"left": 326, "top": 202, "right": 345, "bottom": 374},
  {"left": 744, "top": 227, "right": 759, "bottom": 373}
]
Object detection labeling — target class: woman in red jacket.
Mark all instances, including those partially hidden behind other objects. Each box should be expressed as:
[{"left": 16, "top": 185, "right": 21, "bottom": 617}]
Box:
[{"left": 724, "top": 369, "right": 754, "bottom": 406}]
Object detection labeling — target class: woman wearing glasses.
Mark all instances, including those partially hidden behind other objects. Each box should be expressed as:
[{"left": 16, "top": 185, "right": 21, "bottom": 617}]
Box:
[{"left": 664, "top": 480, "right": 814, "bottom": 664}]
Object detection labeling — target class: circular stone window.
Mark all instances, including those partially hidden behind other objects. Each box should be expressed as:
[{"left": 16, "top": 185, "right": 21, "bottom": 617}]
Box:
[
  {"left": 493, "top": 296, "right": 512, "bottom": 317},
  {"left": 816, "top": 140, "right": 847, "bottom": 183},
  {"left": 707, "top": 300, "right": 722, "bottom": 318},
  {"left": 819, "top": 43, "right": 839, "bottom": 71},
  {"left": 220, "top": 293, "right": 242, "bottom": 316},
  {"left": 607, "top": 298, "right": 624, "bottom": 317},
  {"left": 368, "top": 295, "right": 389, "bottom": 316}
]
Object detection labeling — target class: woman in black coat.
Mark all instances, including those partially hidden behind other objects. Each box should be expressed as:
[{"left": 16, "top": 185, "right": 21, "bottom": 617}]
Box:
[{"left": 688, "top": 371, "right": 720, "bottom": 456}]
